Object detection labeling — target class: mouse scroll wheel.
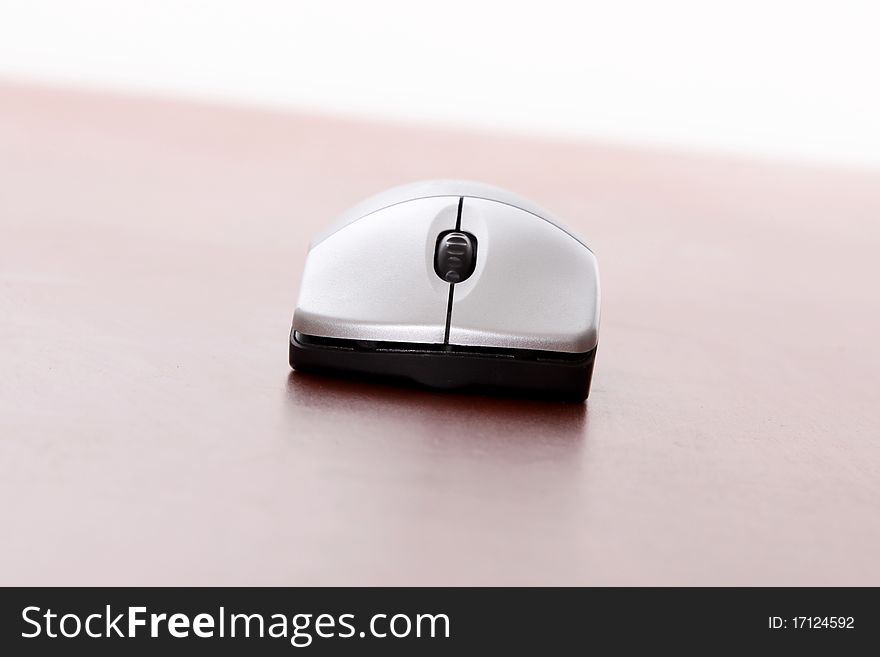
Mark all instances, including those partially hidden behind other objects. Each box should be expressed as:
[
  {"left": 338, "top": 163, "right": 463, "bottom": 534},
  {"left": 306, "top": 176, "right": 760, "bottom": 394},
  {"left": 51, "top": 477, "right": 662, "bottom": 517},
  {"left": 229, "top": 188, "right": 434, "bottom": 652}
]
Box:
[{"left": 434, "top": 231, "right": 477, "bottom": 283}]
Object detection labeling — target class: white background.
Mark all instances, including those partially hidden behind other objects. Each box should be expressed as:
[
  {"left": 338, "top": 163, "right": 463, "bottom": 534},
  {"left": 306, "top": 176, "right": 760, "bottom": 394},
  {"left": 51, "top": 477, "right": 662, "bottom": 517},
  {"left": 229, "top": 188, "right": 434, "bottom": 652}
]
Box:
[{"left": 1, "top": 0, "right": 878, "bottom": 167}]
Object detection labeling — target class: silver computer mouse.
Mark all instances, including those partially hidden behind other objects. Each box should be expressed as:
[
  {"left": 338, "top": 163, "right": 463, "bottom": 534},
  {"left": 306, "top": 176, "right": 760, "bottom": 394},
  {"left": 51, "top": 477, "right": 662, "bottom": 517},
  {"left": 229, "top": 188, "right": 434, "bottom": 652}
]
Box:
[{"left": 289, "top": 180, "right": 600, "bottom": 401}]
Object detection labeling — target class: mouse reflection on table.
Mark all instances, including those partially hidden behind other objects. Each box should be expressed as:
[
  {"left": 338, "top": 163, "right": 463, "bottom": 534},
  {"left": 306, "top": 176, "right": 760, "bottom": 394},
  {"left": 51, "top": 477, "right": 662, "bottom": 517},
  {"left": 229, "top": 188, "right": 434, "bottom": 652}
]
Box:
[
  {"left": 289, "top": 180, "right": 600, "bottom": 402},
  {"left": 285, "top": 370, "right": 589, "bottom": 454}
]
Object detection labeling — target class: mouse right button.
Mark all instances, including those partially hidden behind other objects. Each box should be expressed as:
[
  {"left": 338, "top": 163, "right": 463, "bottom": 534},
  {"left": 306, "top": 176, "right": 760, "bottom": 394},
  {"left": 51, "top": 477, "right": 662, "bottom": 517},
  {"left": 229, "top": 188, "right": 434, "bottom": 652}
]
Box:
[{"left": 449, "top": 198, "right": 599, "bottom": 354}]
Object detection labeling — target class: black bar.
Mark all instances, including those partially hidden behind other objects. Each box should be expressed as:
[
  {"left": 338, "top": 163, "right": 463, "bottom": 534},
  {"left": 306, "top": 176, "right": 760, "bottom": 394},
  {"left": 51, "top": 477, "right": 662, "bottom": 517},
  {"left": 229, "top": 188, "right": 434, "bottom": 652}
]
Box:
[{"left": 1, "top": 587, "right": 876, "bottom": 654}]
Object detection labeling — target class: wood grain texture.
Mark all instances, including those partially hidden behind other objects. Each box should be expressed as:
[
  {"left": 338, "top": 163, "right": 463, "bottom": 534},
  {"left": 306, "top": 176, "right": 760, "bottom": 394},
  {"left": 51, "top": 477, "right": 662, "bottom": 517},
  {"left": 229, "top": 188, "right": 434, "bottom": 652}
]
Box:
[{"left": 1, "top": 82, "right": 878, "bottom": 585}]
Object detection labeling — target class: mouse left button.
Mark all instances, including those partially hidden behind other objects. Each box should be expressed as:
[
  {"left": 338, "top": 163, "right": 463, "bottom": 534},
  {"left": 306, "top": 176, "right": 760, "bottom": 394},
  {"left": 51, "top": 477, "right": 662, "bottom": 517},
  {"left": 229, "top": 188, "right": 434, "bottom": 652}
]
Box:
[{"left": 293, "top": 196, "right": 460, "bottom": 345}]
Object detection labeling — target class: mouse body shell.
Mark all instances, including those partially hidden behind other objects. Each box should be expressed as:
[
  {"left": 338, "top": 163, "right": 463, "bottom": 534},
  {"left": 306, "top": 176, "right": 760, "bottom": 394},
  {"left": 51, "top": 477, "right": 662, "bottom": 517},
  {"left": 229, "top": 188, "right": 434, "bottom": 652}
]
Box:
[{"left": 290, "top": 180, "right": 600, "bottom": 400}]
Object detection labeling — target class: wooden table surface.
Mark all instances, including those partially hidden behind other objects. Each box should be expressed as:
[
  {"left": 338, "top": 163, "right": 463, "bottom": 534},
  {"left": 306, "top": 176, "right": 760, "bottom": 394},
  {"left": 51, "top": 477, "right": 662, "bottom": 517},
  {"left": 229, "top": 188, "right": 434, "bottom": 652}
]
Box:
[{"left": 1, "top": 83, "right": 878, "bottom": 586}]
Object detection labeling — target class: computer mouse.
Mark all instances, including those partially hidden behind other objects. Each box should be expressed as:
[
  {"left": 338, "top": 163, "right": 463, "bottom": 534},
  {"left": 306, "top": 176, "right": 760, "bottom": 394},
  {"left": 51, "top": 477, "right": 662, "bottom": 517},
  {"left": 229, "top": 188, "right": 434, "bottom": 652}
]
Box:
[{"left": 289, "top": 180, "right": 600, "bottom": 401}]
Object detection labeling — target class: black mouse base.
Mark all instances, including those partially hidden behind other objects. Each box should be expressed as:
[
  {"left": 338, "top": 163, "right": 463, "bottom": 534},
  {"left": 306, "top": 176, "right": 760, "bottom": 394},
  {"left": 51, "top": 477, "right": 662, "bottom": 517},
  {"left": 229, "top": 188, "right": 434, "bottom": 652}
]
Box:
[{"left": 290, "top": 332, "right": 596, "bottom": 402}]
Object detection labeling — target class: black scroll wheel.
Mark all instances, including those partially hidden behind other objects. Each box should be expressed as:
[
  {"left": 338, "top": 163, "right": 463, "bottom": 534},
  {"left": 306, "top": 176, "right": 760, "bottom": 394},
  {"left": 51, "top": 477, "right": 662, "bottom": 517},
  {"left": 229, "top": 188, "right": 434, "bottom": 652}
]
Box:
[{"left": 434, "top": 231, "right": 477, "bottom": 283}]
